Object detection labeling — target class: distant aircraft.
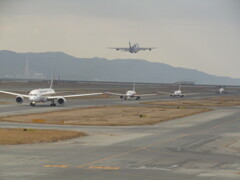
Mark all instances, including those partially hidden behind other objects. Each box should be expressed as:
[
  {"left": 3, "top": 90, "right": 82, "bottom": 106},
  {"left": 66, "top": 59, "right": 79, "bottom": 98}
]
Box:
[
  {"left": 109, "top": 42, "right": 156, "bottom": 53},
  {"left": 216, "top": 86, "right": 227, "bottom": 94},
  {"left": 158, "top": 84, "right": 196, "bottom": 97},
  {"left": 0, "top": 77, "right": 102, "bottom": 107},
  {"left": 209, "top": 86, "right": 227, "bottom": 94},
  {"left": 106, "top": 83, "right": 156, "bottom": 100}
]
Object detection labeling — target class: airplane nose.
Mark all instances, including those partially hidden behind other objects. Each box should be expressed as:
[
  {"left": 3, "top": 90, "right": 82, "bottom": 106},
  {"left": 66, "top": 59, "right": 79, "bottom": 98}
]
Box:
[{"left": 29, "top": 96, "right": 35, "bottom": 101}]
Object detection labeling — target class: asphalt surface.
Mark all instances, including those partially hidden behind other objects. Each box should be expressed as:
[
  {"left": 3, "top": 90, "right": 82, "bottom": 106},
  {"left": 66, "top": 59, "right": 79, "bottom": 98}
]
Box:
[
  {"left": 0, "top": 88, "right": 239, "bottom": 179},
  {"left": 0, "top": 92, "right": 224, "bottom": 117}
]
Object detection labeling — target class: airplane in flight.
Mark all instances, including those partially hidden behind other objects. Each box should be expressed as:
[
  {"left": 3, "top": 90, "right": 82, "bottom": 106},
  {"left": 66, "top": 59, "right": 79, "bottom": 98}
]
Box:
[
  {"left": 0, "top": 77, "right": 102, "bottom": 107},
  {"left": 106, "top": 83, "right": 156, "bottom": 100},
  {"left": 158, "top": 84, "right": 196, "bottom": 97},
  {"left": 109, "top": 42, "right": 156, "bottom": 53}
]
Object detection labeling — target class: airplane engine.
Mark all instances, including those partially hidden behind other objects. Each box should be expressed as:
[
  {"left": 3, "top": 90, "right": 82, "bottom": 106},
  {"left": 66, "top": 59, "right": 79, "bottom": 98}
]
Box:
[
  {"left": 57, "top": 97, "right": 66, "bottom": 105},
  {"left": 16, "top": 96, "right": 24, "bottom": 104}
]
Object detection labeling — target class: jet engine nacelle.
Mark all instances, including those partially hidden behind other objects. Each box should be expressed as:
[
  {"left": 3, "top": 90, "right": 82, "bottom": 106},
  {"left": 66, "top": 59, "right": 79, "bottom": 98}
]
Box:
[
  {"left": 57, "top": 97, "right": 66, "bottom": 105},
  {"left": 16, "top": 96, "right": 24, "bottom": 104}
]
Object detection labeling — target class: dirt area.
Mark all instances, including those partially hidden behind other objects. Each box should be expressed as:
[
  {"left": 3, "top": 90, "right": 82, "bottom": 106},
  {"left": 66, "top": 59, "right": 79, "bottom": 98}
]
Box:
[
  {"left": 2, "top": 96, "right": 240, "bottom": 126},
  {"left": 0, "top": 128, "right": 87, "bottom": 145},
  {"left": 0, "top": 106, "right": 210, "bottom": 126},
  {"left": 0, "top": 102, "right": 10, "bottom": 104},
  {"left": 144, "top": 96, "right": 240, "bottom": 107}
]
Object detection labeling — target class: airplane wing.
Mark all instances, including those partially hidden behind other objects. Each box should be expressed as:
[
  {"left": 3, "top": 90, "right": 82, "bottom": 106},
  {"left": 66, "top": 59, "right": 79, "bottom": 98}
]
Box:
[
  {"left": 42, "top": 91, "right": 75, "bottom": 95},
  {"left": 207, "top": 89, "right": 218, "bottom": 92},
  {"left": 158, "top": 91, "right": 172, "bottom": 95},
  {"left": 0, "top": 90, "right": 29, "bottom": 98},
  {"left": 108, "top": 48, "right": 130, "bottom": 52},
  {"left": 138, "top": 47, "right": 156, "bottom": 51},
  {"left": 183, "top": 92, "right": 200, "bottom": 95},
  {"left": 47, "top": 93, "right": 103, "bottom": 99},
  {"left": 136, "top": 94, "right": 157, "bottom": 97},
  {"left": 105, "top": 92, "right": 126, "bottom": 96}
]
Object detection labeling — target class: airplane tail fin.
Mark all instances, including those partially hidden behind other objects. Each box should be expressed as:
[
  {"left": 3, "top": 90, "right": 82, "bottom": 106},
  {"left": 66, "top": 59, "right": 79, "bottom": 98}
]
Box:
[
  {"left": 50, "top": 74, "right": 54, "bottom": 89},
  {"left": 179, "top": 84, "right": 181, "bottom": 91},
  {"left": 129, "top": 42, "right": 131, "bottom": 49},
  {"left": 133, "top": 82, "right": 136, "bottom": 91}
]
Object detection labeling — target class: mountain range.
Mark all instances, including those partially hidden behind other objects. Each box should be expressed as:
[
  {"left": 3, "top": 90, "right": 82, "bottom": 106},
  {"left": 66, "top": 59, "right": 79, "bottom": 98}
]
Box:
[{"left": 0, "top": 50, "right": 239, "bottom": 85}]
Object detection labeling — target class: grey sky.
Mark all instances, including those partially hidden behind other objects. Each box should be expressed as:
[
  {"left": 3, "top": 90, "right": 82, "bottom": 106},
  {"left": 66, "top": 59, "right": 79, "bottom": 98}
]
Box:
[{"left": 0, "top": 0, "right": 239, "bottom": 78}]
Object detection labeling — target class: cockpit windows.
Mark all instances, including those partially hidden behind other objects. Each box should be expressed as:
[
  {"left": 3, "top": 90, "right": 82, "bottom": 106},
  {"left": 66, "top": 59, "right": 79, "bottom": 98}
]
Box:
[{"left": 29, "top": 94, "right": 37, "bottom": 96}]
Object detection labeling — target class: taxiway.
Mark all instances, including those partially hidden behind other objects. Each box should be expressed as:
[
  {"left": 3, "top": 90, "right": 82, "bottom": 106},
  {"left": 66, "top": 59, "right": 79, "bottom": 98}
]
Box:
[
  {"left": 0, "top": 82, "right": 239, "bottom": 180},
  {"left": 0, "top": 106, "right": 239, "bottom": 180}
]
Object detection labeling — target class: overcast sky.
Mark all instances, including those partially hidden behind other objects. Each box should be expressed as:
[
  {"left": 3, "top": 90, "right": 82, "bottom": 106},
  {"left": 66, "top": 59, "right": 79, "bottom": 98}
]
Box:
[{"left": 0, "top": 0, "right": 239, "bottom": 78}]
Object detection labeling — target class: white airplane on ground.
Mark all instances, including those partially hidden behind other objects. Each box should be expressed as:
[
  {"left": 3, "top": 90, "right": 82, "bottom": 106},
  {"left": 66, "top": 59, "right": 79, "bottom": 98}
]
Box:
[
  {"left": 209, "top": 86, "right": 227, "bottom": 94},
  {"left": 106, "top": 83, "right": 156, "bottom": 100},
  {"left": 216, "top": 86, "right": 227, "bottom": 94},
  {"left": 158, "top": 84, "right": 196, "bottom": 98},
  {"left": 0, "top": 78, "right": 102, "bottom": 107},
  {"left": 109, "top": 42, "right": 156, "bottom": 53}
]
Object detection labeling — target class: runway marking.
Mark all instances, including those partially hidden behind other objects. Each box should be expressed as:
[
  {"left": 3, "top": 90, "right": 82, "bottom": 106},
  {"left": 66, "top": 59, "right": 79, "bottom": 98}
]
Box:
[
  {"left": 89, "top": 166, "right": 120, "bottom": 170},
  {"left": 77, "top": 133, "right": 189, "bottom": 168},
  {"left": 87, "top": 167, "right": 163, "bottom": 180},
  {"left": 44, "top": 165, "right": 69, "bottom": 168},
  {"left": 133, "top": 166, "right": 171, "bottom": 171},
  {"left": 76, "top": 115, "right": 238, "bottom": 169},
  {"left": 43, "top": 164, "right": 119, "bottom": 170},
  {"left": 42, "top": 110, "right": 239, "bottom": 174},
  {"left": 222, "top": 137, "right": 239, "bottom": 149}
]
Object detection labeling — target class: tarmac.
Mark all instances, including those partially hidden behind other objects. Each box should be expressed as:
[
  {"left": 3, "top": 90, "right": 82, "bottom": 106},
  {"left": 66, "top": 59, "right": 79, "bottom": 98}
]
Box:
[{"left": 0, "top": 83, "right": 239, "bottom": 180}]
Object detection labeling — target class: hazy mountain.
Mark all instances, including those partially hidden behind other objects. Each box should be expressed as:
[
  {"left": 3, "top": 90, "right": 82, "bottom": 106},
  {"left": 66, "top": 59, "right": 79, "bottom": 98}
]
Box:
[{"left": 0, "top": 50, "right": 239, "bottom": 85}]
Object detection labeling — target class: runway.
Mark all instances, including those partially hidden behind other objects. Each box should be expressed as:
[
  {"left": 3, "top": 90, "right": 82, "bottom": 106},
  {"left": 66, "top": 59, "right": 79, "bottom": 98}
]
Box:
[
  {"left": 0, "top": 81, "right": 239, "bottom": 180},
  {"left": 0, "top": 92, "right": 224, "bottom": 117},
  {"left": 0, "top": 97, "right": 240, "bottom": 179}
]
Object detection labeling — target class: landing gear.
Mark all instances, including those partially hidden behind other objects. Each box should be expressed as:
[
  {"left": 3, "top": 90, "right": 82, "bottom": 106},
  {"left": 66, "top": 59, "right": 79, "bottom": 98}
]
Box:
[
  {"left": 30, "top": 102, "right": 36, "bottom": 107},
  {"left": 50, "top": 99, "right": 56, "bottom": 107},
  {"left": 135, "top": 97, "right": 140, "bottom": 100}
]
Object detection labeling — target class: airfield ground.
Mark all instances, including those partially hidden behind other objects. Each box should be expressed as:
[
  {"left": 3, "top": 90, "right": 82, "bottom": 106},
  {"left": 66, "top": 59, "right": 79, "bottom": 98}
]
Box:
[
  {"left": 0, "top": 106, "right": 210, "bottom": 126},
  {"left": 0, "top": 128, "right": 86, "bottom": 145},
  {"left": 145, "top": 95, "right": 240, "bottom": 107},
  {"left": 1, "top": 96, "right": 240, "bottom": 127},
  {"left": 0, "top": 81, "right": 240, "bottom": 179}
]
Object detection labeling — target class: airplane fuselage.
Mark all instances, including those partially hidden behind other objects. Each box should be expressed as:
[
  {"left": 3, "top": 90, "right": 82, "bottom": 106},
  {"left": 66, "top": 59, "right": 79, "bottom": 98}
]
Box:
[
  {"left": 28, "top": 88, "right": 55, "bottom": 103},
  {"left": 217, "top": 88, "right": 226, "bottom": 94},
  {"left": 126, "top": 90, "right": 136, "bottom": 98},
  {"left": 129, "top": 44, "right": 139, "bottom": 53},
  {"left": 120, "top": 90, "right": 140, "bottom": 100},
  {"left": 171, "top": 90, "right": 184, "bottom": 97}
]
